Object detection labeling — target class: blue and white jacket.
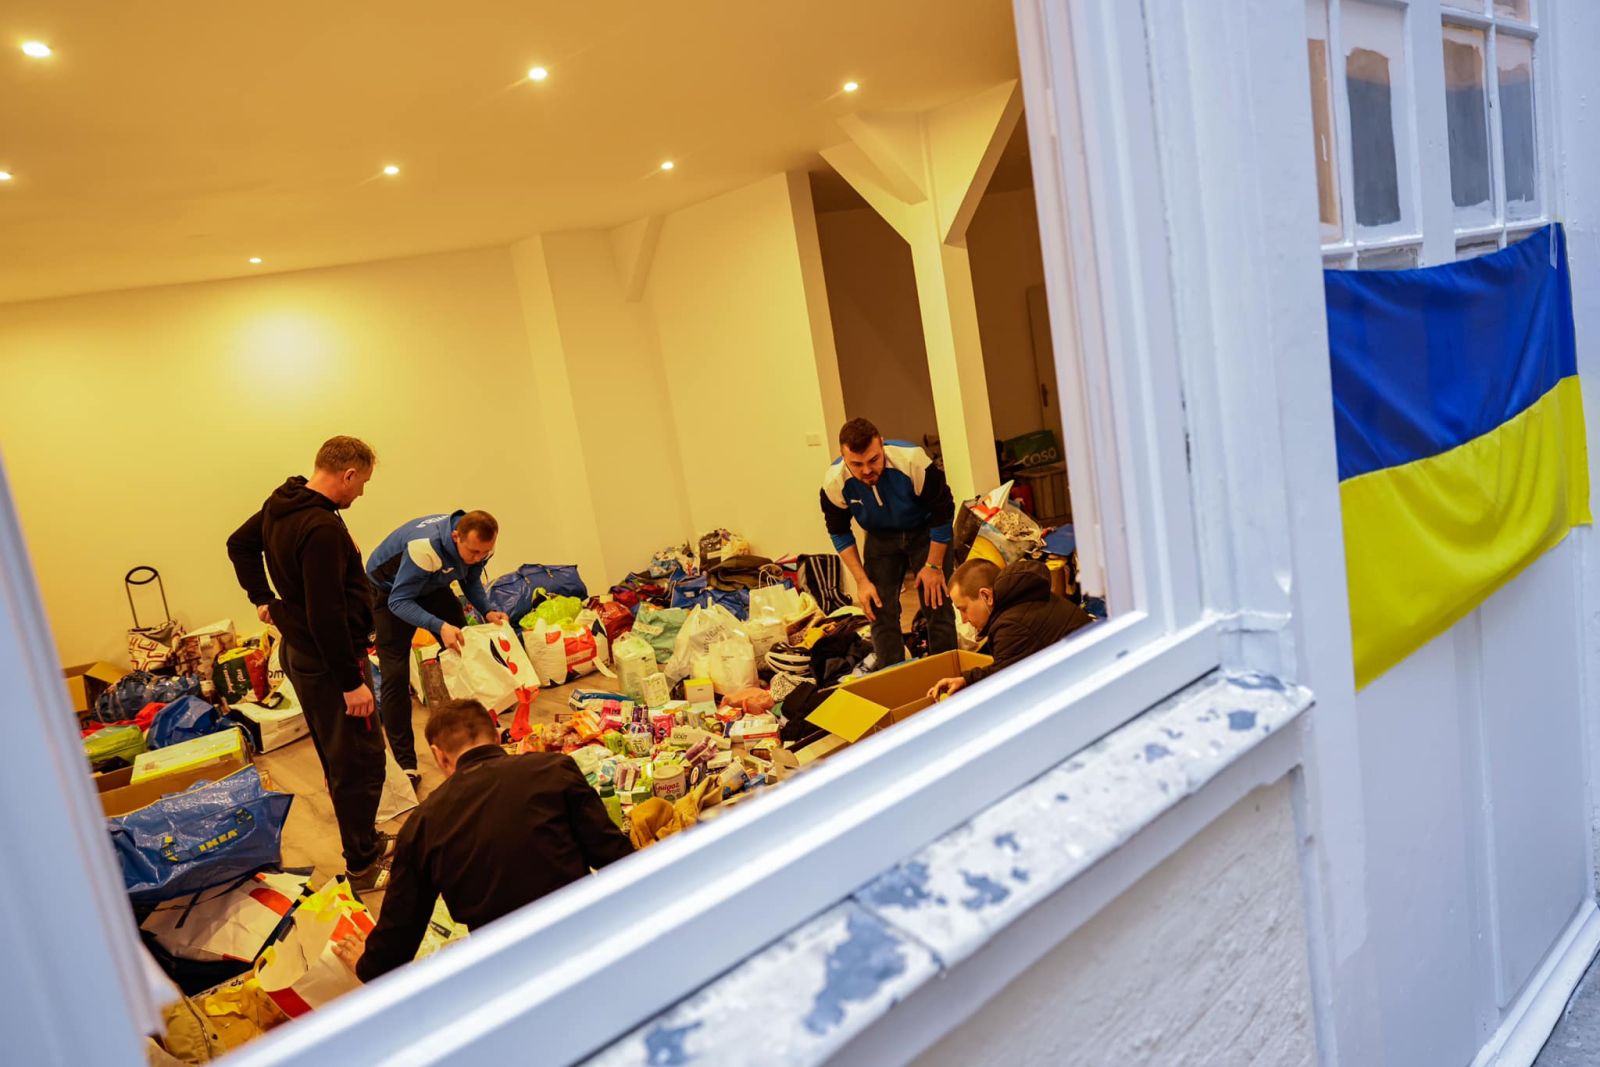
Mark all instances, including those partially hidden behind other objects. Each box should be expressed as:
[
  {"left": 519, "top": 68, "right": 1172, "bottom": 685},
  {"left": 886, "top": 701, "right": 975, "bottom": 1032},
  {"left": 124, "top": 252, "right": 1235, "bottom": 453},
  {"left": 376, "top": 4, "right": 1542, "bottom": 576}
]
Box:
[
  {"left": 366, "top": 511, "right": 493, "bottom": 635},
  {"left": 819, "top": 440, "right": 955, "bottom": 552}
]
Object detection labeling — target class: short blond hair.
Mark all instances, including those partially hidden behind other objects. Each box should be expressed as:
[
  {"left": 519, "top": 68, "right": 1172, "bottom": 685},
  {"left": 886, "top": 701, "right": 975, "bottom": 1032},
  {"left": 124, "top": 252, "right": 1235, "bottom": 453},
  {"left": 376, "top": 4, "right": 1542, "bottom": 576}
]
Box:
[{"left": 314, "top": 436, "right": 376, "bottom": 473}]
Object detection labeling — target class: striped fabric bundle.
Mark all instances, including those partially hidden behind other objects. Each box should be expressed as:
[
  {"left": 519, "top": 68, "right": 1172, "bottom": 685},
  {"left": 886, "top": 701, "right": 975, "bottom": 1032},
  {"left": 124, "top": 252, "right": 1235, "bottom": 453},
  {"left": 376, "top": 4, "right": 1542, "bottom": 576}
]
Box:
[{"left": 1325, "top": 224, "right": 1590, "bottom": 688}]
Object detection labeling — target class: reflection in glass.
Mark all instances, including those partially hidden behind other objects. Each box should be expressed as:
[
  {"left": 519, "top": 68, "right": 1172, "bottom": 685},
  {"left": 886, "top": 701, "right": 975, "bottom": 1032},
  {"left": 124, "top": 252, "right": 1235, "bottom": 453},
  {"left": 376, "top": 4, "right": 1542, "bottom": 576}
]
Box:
[
  {"left": 1499, "top": 34, "right": 1538, "bottom": 218},
  {"left": 1358, "top": 245, "right": 1420, "bottom": 270},
  {"left": 1342, "top": 1, "right": 1410, "bottom": 234},
  {"left": 1442, "top": 26, "right": 1492, "bottom": 223},
  {"left": 1306, "top": 0, "right": 1341, "bottom": 243},
  {"left": 1494, "top": 1, "right": 1531, "bottom": 21}
]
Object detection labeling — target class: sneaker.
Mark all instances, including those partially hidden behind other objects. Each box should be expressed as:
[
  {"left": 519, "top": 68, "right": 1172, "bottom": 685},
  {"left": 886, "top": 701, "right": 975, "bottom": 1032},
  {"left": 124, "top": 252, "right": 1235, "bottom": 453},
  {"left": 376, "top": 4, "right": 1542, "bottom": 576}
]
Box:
[
  {"left": 346, "top": 860, "right": 391, "bottom": 893},
  {"left": 374, "top": 830, "right": 397, "bottom": 861}
]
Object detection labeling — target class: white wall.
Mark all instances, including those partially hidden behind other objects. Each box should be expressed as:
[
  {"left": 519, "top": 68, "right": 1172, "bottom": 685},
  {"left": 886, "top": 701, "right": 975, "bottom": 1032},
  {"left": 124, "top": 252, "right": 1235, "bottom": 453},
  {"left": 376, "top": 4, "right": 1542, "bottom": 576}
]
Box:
[
  {"left": 646, "top": 173, "right": 841, "bottom": 558},
  {"left": 0, "top": 246, "right": 591, "bottom": 666},
  {"left": 887, "top": 780, "right": 1316, "bottom": 1067},
  {"left": 967, "top": 186, "right": 1063, "bottom": 448},
  {"left": 815, "top": 206, "right": 939, "bottom": 445}
]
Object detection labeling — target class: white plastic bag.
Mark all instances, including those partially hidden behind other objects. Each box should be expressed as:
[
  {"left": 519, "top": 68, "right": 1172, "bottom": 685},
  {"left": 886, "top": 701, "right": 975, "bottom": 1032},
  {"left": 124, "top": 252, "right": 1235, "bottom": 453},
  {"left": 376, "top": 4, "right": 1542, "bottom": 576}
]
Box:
[
  {"left": 440, "top": 623, "right": 538, "bottom": 712},
  {"left": 740, "top": 614, "right": 786, "bottom": 664},
  {"left": 521, "top": 621, "right": 570, "bottom": 687},
  {"left": 749, "top": 584, "right": 800, "bottom": 621},
  {"left": 141, "top": 871, "right": 311, "bottom": 963},
  {"left": 377, "top": 746, "right": 419, "bottom": 822},
  {"left": 665, "top": 604, "right": 743, "bottom": 684},
  {"left": 709, "top": 634, "right": 758, "bottom": 694},
  {"left": 613, "top": 633, "right": 658, "bottom": 701}
]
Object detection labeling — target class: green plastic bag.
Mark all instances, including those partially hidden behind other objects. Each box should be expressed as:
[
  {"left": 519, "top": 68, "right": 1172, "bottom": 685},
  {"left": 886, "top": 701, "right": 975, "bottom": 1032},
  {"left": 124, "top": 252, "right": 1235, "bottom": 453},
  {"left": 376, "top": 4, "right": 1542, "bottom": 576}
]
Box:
[
  {"left": 631, "top": 605, "right": 689, "bottom": 664},
  {"left": 523, "top": 595, "right": 583, "bottom": 629},
  {"left": 84, "top": 724, "right": 147, "bottom": 768}
]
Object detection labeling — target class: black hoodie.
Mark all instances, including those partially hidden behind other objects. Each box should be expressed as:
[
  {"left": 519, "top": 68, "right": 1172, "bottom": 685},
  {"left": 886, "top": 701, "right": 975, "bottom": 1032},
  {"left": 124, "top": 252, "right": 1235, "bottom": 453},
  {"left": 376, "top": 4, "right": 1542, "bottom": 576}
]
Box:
[
  {"left": 962, "top": 560, "right": 1094, "bottom": 686},
  {"left": 227, "top": 476, "right": 372, "bottom": 692}
]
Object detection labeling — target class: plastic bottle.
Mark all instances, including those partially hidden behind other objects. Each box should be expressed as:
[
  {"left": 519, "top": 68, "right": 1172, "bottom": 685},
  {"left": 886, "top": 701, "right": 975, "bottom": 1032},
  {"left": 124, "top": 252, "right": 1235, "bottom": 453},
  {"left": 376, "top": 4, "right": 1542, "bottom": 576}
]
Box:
[{"left": 599, "top": 784, "right": 623, "bottom": 829}]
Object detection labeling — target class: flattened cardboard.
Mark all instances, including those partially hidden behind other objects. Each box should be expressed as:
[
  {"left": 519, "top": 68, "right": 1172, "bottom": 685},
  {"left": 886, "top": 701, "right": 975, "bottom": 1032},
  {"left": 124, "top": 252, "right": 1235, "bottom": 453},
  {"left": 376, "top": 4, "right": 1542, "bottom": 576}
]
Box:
[
  {"left": 804, "top": 650, "right": 992, "bottom": 745},
  {"left": 63, "top": 661, "right": 125, "bottom": 716}
]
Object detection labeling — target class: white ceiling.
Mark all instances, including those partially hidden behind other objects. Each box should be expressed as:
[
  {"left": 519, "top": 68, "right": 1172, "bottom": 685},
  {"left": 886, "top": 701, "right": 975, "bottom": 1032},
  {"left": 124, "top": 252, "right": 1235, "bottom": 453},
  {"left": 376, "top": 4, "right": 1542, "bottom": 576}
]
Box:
[{"left": 0, "top": 0, "right": 1022, "bottom": 305}]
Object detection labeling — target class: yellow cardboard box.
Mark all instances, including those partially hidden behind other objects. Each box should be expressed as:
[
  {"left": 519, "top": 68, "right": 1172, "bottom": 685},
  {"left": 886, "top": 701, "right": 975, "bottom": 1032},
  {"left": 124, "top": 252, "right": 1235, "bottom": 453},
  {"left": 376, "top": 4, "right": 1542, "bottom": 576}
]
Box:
[
  {"left": 130, "top": 727, "right": 248, "bottom": 785},
  {"left": 62, "top": 661, "right": 126, "bottom": 716},
  {"left": 802, "top": 649, "right": 993, "bottom": 756}
]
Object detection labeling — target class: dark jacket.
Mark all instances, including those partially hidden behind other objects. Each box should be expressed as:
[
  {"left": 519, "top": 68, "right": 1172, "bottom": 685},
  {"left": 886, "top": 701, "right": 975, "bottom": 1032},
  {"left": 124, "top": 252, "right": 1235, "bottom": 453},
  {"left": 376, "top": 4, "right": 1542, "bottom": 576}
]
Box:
[
  {"left": 963, "top": 561, "right": 1094, "bottom": 685},
  {"left": 356, "top": 746, "right": 634, "bottom": 981},
  {"left": 226, "top": 476, "right": 372, "bottom": 691}
]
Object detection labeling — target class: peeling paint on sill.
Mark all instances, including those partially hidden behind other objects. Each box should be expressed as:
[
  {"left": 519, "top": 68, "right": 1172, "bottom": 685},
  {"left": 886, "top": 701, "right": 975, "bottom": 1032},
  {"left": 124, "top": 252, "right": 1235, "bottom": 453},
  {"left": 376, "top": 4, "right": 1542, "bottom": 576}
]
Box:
[{"left": 577, "top": 671, "right": 1310, "bottom": 1067}]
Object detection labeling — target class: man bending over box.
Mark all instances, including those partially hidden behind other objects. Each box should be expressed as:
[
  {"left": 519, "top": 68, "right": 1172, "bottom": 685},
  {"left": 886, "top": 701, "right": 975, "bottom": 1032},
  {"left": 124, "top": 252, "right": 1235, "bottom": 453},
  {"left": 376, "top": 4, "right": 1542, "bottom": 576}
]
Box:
[{"left": 927, "top": 559, "right": 1094, "bottom": 700}]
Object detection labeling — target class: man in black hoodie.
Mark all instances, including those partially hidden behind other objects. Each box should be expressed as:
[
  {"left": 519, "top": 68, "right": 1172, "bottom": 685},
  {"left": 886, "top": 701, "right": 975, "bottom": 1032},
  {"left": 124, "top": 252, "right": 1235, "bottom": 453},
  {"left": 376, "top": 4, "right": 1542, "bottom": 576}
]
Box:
[
  {"left": 926, "top": 558, "right": 1094, "bottom": 700},
  {"left": 227, "top": 436, "right": 390, "bottom": 889}
]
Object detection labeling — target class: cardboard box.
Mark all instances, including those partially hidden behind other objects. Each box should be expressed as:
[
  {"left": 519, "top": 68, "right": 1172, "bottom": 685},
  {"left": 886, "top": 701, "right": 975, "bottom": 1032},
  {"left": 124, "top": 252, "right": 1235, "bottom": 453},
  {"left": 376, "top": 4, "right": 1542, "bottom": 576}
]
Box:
[
  {"left": 63, "top": 662, "right": 126, "bottom": 716},
  {"left": 228, "top": 700, "right": 310, "bottom": 752},
  {"left": 804, "top": 650, "right": 993, "bottom": 747},
  {"left": 130, "top": 727, "right": 248, "bottom": 785},
  {"left": 95, "top": 746, "right": 251, "bottom": 818}
]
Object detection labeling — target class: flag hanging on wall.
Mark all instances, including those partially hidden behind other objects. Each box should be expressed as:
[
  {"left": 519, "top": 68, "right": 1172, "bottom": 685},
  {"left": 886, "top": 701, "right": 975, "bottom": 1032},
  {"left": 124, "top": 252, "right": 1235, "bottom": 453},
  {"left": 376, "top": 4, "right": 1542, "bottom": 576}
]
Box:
[{"left": 1326, "top": 223, "right": 1590, "bottom": 689}]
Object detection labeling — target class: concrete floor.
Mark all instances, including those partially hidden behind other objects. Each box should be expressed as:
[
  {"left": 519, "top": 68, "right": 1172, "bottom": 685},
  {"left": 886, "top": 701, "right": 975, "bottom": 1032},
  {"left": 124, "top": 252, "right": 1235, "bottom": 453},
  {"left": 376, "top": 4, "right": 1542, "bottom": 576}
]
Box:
[{"left": 1535, "top": 950, "right": 1600, "bottom": 1066}]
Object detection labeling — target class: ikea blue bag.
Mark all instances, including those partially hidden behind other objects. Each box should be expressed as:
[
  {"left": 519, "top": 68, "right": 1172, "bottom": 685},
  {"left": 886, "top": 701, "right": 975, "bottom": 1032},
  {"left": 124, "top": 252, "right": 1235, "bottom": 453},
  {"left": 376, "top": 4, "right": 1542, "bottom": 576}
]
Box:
[
  {"left": 94, "top": 671, "right": 202, "bottom": 724},
  {"left": 109, "top": 765, "right": 293, "bottom": 906},
  {"left": 146, "top": 696, "right": 226, "bottom": 749},
  {"left": 670, "top": 575, "right": 709, "bottom": 611},
  {"left": 488, "top": 564, "right": 589, "bottom": 623},
  {"left": 709, "top": 588, "right": 750, "bottom": 621}
]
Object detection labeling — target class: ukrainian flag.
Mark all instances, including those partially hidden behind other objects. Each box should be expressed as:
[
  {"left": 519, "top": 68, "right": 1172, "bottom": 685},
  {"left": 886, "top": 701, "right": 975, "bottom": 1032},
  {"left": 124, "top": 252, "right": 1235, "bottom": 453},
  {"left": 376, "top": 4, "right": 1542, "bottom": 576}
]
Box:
[{"left": 1326, "top": 224, "right": 1590, "bottom": 689}]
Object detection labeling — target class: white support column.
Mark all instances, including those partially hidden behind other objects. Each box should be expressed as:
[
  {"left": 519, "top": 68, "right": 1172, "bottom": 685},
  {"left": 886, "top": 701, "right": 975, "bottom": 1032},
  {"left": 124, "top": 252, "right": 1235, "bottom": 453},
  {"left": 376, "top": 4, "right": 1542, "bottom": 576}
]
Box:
[{"left": 821, "top": 82, "right": 1023, "bottom": 499}]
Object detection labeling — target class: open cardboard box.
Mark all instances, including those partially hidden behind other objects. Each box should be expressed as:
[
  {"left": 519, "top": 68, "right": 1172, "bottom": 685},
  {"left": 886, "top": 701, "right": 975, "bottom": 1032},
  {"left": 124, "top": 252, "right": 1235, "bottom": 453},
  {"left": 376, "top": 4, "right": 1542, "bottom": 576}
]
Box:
[
  {"left": 798, "top": 649, "right": 993, "bottom": 763},
  {"left": 63, "top": 661, "right": 125, "bottom": 718},
  {"left": 95, "top": 744, "right": 252, "bottom": 818}
]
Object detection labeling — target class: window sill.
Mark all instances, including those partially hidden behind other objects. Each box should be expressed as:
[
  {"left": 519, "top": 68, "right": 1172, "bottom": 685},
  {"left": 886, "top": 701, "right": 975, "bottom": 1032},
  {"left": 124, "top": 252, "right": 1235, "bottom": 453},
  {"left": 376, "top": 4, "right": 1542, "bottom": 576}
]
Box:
[{"left": 580, "top": 670, "right": 1312, "bottom": 1067}]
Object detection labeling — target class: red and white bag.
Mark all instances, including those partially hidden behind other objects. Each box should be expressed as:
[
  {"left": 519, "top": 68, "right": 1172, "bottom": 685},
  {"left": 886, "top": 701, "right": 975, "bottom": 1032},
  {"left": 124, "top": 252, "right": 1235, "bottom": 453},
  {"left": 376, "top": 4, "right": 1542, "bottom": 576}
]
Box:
[
  {"left": 440, "top": 623, "right": 538, "bottom": 713},
  {"left": 140, "top": 871, "right": 310, "bottom": 963},
  {"left": 563, "top": 625, "right": 598, "bottom": 678},
  {"left": 256, "top": 877, "right": 376, "bottom": 1018},
  {"left": 520, "top": 620, "right": 569, "bottom": 687}
]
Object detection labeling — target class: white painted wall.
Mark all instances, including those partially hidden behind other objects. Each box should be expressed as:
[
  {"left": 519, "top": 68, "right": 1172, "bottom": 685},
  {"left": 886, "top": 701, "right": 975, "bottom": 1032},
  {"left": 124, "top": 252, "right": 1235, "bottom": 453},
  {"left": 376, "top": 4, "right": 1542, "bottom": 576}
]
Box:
[
  {"left": 645, "top": 173, "right": 841, "bottom": 558},
  {"left": 886, "top": 779, "right": 1316, "bottom": 1067}
]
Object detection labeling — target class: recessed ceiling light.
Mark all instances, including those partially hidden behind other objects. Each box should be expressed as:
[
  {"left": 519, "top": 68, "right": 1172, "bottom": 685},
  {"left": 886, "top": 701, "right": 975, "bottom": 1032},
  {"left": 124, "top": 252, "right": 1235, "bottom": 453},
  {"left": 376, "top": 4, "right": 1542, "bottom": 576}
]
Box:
[
  {"left": 0, "top": 171, "right": 11, "bottom": 182},
  {"left": 660, "top": 160, "right": 675, "bottom": 171},
  {"left": 21, "top": 42, "right": 51, "bottom": 58},
  {"left": 843, "top": 81, "right": 860, "bottom": 93},
  {"left": 382, "top": 164, "right": 400, "bottom": 176},
  {"left": 249, "top": 257, "right": 262, "bottom": 265},
  {"left": 528, "top": 66, "right": 549, "bottom": 82}
]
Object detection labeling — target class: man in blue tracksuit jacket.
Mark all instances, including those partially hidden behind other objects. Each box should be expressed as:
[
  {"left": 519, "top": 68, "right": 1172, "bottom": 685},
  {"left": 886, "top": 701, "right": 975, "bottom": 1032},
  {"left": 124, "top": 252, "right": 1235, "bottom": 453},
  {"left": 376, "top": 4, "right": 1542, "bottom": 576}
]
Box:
[
  {"left": 366, "top": 510, "right": 506, "bottom": 777},
  {"left": 819, "top": 418, "right": 957, "bottom": 667}
]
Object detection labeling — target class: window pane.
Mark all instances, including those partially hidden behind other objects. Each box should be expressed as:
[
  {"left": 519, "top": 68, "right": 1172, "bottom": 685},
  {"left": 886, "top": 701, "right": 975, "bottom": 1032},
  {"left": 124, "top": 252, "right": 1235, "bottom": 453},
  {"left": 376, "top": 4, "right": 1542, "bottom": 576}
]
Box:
[
  {"left": 1344, "top": 1, "right": 1413, "bottom": 236},
  {"left": 1495, "top": 1, "right": 1532, "bottom": 21},
  {"left": 1457, "top": 237, "right": 1502, "bottom": 260},
  {"left": 1443, "top": 0, "right": 1487, "bottom": 12},
  {"left": 1306, "top": 0, "right": 1342, "bottom": 243},
  {"left": 1357, "top": 245, "right": 1420, "bottom": 270},
  {"left": 1442, "top": 25, "right": 1494, "bottom": 228},
  {"left": 1498, "top": 34, "right": 1539, "bottom": 219}
]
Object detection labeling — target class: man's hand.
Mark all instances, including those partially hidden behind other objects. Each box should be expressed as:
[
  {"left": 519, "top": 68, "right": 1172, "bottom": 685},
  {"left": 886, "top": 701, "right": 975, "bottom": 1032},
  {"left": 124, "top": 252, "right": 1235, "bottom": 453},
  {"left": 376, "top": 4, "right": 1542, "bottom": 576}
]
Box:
[
  {"left": 256, "top": 603, "right": 273, "bottom": 625},
  {"left": 332, "top": 932, "right": 367, "bottom": 979},
  {"left": 853, "top": 578, "right": 882, "bottom": 622},
  {"left": 916, "top": 565, "right": 948, "bottom": 610},
  {"left": 344, "top": 683, "right": 376, "bottom": 718},
  {"left": 440, "top": 623, "right": 466, "bottom": 652},
  {"left": 927, "top": 676, "right": 968, "bottom": 701},
  {"left": 485, "top": 611, "right": 509, "bottom": 626}
]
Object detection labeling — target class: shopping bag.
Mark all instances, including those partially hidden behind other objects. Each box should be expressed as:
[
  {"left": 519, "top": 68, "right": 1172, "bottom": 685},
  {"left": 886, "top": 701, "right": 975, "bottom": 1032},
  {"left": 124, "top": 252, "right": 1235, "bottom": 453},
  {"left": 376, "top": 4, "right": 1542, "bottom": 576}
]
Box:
[
  {"left": 740, "top": 615, "right": 787, "bottom": 665},
  {"left": 95, "top": 671, "right": 203, "bottom": 725},
  {"left": 84, "top": 724, "right": 147, "bottom": 769},
  {"left": 125, "top": 566, "right": 188, "bottom": 672},
  {"left": 109, "top": 765, "right": 294, "bottom": 906},
  {"left": 147, "top": 695, "right": 227, "bottom": 749},
  {"left": 176, "top": 621, "right": 238, "bottom": 682},
  {"left": 966, "top": 481, "right": 1046, "bottom": 564},
  {"left": 709, "top": 588, "right": 750, "bottom": 620},
  {"left": 487, "top": 564, "right": 589, "bottom": 623},
  {"left": 439, "top": 623, "right": 538, "bottom": 713},
  {"left": 670, "top": 575, "right": 709, "bottom": 611},
  {"left": 665, "top": 605, "right": 744, "bottom": 684},
  {"left": 563, "top": 625, "right": 598, "bottom": 677},
  {"left": 632, "top": 605, "right": 688, "bottom": 664},
  {"left": 529, "top": 595, "right": 584, "bottom": 628},
  {"left": 520, "top": 620, "right": 570, "bottom": 687},
  {"left": 709, "top": 634, "right": 758, "bottom": 694},
  {"left": 141, "top": 871, "right": 311, "bottom": 963},
  {"left": 749, "top": 583, "right": 801, "bottom": 621},
  {"left": 214, "top": 648, "right": 267, "bottom": 704},
  {"left": 376, "top": 747, "right": 419, "bottom": 822},
  {"left": 256, "top": 877, "right": 376, "bottom": 1018}
]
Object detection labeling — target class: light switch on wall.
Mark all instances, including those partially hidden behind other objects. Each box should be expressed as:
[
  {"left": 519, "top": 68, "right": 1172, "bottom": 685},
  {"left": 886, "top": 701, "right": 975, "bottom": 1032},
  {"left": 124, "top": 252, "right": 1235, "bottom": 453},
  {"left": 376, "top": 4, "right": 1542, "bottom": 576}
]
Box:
[{"left": 805, "top": 433, "right": 822, "bottom": 447}]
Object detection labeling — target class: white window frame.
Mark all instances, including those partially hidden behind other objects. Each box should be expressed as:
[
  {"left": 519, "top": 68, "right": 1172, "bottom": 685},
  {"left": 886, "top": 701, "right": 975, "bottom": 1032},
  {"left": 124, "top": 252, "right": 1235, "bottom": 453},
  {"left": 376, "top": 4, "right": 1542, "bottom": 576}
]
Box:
[
  {"left": 3, "top": 2, "right": 1233, "bottom": 1064},
  {"left": 1313, "top": 0, "right": 1554, "bottom": 270}
]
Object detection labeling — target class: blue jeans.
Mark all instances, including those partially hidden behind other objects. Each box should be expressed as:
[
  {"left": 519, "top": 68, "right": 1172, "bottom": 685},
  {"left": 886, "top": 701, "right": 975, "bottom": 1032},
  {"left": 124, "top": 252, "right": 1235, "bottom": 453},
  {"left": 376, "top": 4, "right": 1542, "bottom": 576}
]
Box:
[{"left": 862, "top": 529, "right": 956, "bottom": 667}]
